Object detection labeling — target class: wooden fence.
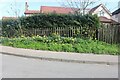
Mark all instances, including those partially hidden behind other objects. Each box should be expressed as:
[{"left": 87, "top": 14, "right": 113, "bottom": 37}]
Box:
[
  {"left": 98, "top": 24, "right": 120, "bottom": 44},
  {"left": 23, "top": 27, "right": 83, "bottom": 37},
  {"left": 22, "top": 24, "right": 120, "bottom": 44}
]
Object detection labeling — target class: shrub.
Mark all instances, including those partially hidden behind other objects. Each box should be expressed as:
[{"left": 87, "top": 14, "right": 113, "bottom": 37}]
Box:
[
  {"left": 2, "top": 14, "right": 100, "bottom": 38},
  {"left": 1, "top": 36, "right": 119, "bottom": 55},
  {"left": 48, "top": 43, "right": 62, "bottom": 51},
  {"left": 73, "top": 44, "right": 84, "bottom": 53},
  {"left": 20, "top": 14, "right": 100, "bottom": 30},
  {"left": 62, "top": 44, "right": 74, "bottom": 52},
  {"left": 2, "top": 18, "right": 21, "bottom": 37}
]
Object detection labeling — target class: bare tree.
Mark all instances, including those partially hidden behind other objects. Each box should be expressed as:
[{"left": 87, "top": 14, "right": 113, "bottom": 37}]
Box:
[
  {"left": 7, "top": 1, "right": 21, "bottom": 18},
  {"left": 6, "top": 1, "right": 23, "bottom": 36},
  {"left": 60, "top": 0, "right": 97, "bottom": 15}
]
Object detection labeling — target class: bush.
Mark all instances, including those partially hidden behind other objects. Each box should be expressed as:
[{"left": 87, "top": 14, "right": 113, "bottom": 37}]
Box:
[
  {"left": 1, "top": 36, "right": 119, "bottom": 55},
  {"left": 48, "top": 43, "right": 62, "bottom": 51},
  {"left": 2, "top": 14, "right": 100, "bottom": 38},
  {"left": 2, "top": 18, "right": 21, "bottom": 37},
  {"left": 62, "top": 44, "right": 74, "bottom": 52},
  {"left": 20, "top": 14, "right": 100, "bottom": 28}
]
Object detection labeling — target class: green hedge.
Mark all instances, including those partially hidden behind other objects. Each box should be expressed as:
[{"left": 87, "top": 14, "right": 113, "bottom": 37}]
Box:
[
  {"left": 20, "top": 14, "right": 100, "bottom": 28},
  {"left": 2, "top": 18, "right": 20, "bottom": 37},
  {"left": 2, "top": 14, "right": 100, "bottom": 37}
]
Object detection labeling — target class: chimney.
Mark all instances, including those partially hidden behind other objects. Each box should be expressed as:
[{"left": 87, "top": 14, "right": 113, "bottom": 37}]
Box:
[{"left": 25, "top": 1, "right": 29, "bottom": 11}]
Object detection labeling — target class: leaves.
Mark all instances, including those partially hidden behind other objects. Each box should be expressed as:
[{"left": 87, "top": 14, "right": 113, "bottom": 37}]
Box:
[
  {"left": 19, "top": 14, "right": 100, "bottom": 29},
  {"left": 1, "top": 36, "right": 119, "bottom": 55},
  {"left": 2, "top": 14, "right": 100, "bottom": 38}
]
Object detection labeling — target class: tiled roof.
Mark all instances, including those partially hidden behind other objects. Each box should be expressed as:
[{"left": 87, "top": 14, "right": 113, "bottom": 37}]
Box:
[
  {"left": 99, "top": 16, "right": 119, "bottom": 24},
  {"left": 24, "top": 10, "right": 40, "bottom": 14},
  {"left": 89, "top": 4, "right": 101, "bottom": 14},
  {"left": 40, "top": 6, "right": 78, "bottom": 14},
  {"left": 112, "top": 8, "right": 120, "bottom": 15},
  {"left": 24, "top": 6, "right": 91, "bottom": 15}
]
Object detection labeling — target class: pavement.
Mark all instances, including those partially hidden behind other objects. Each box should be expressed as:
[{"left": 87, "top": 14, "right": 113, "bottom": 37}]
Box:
[{"left": 0, "top": 45, "right": 118, "bottom": 65}]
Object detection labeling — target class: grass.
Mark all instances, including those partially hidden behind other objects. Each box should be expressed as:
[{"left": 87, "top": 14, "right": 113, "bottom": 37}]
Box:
[{"left": 0, "top": 36, "right": 119, "bottom": 55}]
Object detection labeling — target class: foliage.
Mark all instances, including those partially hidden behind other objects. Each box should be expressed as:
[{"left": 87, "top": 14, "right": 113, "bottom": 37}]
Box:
[
  {"left": 2, "top": 14, "right": 100, "bottom": 38},
  {"left": 2, "top": 18, "right": 20, "bottom": 37},
  {"left": 1, "top": 36, "right": 119, "bottom": 55},
  {"left": 20, "top": 14, "right": 100, "bottom": 28}
]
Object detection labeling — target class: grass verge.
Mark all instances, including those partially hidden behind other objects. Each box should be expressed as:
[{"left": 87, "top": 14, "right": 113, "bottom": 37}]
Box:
[{"left": 1, "top": 36, "right": 119, "bottom": 55}]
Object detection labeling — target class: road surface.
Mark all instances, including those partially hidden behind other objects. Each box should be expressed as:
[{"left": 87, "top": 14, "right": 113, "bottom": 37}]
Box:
[{"left": 1, "top": 54, "right": 118, "bottom": 78}]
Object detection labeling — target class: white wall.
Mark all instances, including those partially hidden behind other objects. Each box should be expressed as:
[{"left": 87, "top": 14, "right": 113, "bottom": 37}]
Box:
[
  {"left": 112, "top": 13, "right": 120, "bottom": 22},
  {"left": 112, "top": 14, "right": 118, "bottom": 22},
  {"left": 92, "top": 6, "right": 111, "bottom": 19},
  {"left": 118, "top": 13, "right": 120, "bottom": 22}
]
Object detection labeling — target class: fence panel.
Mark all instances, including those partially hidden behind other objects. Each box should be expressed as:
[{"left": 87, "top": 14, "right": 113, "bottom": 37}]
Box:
[
  {"left": 98, "top": 24, "right": 120, "bottom": 44},
  {"left": 22, "top": 24, "right": 120, "bottom": 44}
]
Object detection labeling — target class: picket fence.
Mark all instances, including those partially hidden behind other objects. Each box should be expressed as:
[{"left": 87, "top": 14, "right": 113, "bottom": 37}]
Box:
[{"left": 22, "top": 24, "right": 120, "bottom": 44}]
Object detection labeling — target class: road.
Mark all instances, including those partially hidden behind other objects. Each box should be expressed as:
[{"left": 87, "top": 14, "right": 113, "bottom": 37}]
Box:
[{"left": 1, "top": 54, "right": 118, "bottom": 78}]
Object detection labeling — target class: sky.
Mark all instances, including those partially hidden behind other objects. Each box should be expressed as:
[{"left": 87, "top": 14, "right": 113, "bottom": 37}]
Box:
[{"left": 0, "top": 0, "right": 120, "bottom": 19}]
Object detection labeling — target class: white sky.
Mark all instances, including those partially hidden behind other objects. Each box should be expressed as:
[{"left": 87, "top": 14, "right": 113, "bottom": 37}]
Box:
[
  {"left": 0, "top": 0, "right": 119, "bottom": 2},
  {"left": 0, "top": 0, "right": 120, "bottom": 19}
]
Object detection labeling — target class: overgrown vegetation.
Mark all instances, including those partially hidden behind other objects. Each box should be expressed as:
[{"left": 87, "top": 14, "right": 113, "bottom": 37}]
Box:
[
  {"left": 1, "top": 14, "right": 119, "bottom": 55},
  {"left": 2, "top": 18, "right": 20, "bottom": 37},
  {"left": 20, "top": 14, "right": 100, "bottom": 28},
  {"left": 2, "top": 14, "right": 100, "bottom": 38},
  {"left": 1, "top": 34, "right": 119, "bottom": 55}
]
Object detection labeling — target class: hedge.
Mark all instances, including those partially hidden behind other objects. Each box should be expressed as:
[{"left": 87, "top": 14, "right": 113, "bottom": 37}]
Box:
[
  {"left": 2, "top": 18, "right": 20, "bottom": 37},
  {"left": 2, "top": 14, "right": 100, "bottom": 37},
  {"left": 20, "top": 14, "right": 100, "bottom": 28}
]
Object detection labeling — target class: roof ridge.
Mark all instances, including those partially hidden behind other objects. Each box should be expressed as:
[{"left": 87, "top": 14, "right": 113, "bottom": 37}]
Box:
[
  {"left": 41, "top": 6, "right": 74, "bottom": 8},
  {"left": 112, "top": 8, "right": 120, "bottom": 15},
  {"left": 41, "top": 6, "right": 91, "bottom": 9},
  {"left": 89, "top": 4, "right": 111, "bottom": 16}
]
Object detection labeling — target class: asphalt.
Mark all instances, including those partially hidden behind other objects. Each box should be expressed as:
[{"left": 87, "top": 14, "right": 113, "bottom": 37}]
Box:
[
  {"left": 0, "top": 45, "right": 118, "bottom": 65},
  {"left": 2, "top": 54, "right": 118, "bottom": 78}
]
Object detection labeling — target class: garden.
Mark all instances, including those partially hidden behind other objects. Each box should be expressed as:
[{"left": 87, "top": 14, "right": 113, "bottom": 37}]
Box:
[
  {"left": 1, "top": 14, "right": 119, "bottom": 55},
  {"left": 1, "top": 34, "right": 119, "bottom": 55}
]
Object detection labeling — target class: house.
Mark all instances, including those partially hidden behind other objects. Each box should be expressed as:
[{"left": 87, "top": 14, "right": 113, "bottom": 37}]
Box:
[
  {"left": 40, "top": 6, "right": 77, "bottom": 14},
  {"left": 24, "top": 2, "right": 40, "bottom": 16},
  {"left": 89, "top": 4, "right": 118, "bottom": 24},
  {"left": 112, "top": 8, "right": 120, "bottom": 23},
  {"left": 24, "top": 2, "right": 90, "bottom": 16},
  {"left": 89, "top": 4, "right": 112, "bottom": 19},
  {"left": 24, "top": 2, "right": 118, "bottom": 24},
  {"left": 24, "top": 2, "right": 77, "bottom": 16},
  {"left": 112, "top": 1, "right": 120, "bottom": 23}
]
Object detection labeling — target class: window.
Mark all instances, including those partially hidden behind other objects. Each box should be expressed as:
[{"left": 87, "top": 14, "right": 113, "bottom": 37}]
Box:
[{"left": 98, "top": 10, "right": 105, "bottom": 16}]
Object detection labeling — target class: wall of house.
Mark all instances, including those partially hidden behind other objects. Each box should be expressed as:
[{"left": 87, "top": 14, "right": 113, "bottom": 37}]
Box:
[
  {"left": 112, "top": 1, "right": 120, "bottom": 22},
  {"left": 92, "top": 6, "right": 111, "bottom": 19},
  {"left": 112, "top": 13, "right": 120, "bottom": 22},
  {"left": 25, "top": 14, "right": 37, "bottom": 16},
  {"left": 112, "top": 14, "right": 118, "bottom": 22},
  {"left": 118, "top": 13, "right": 120, "bottom": 22}
]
